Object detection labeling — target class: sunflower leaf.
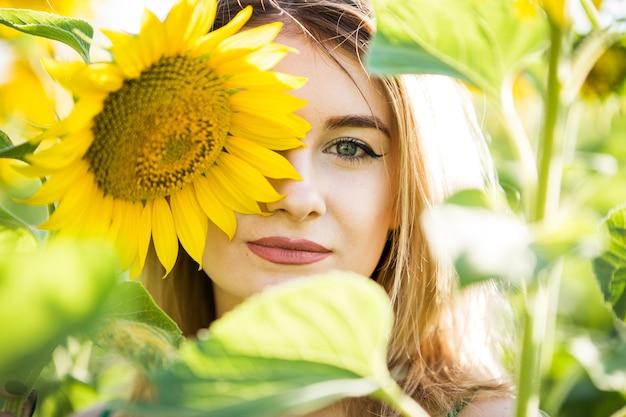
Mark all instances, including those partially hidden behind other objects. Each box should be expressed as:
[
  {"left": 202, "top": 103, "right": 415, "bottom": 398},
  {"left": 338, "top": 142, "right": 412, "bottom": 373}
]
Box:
[
  {"left": 0, "top": 141, "right": 38, "bottom": 161},
  {"left": 367, "top": 0, "right": 549, "bottom": 100},
  {"left": 91, "top": 281, "right": 184, "bottom": 372},
  {"left": 0, "top": 8, "right": 93, "bottom": 62},
  {"left": 0, "top": 130, "right": 11, "bottom": 150},
  {"left": 0, "top": 206, "right": 42, "bottom": 247},
  {"left": 592, "top": 205, "right": 626, "bottom": 322},
  {"left": 132, "top": 272, "right": 428, "bottom": 417}
]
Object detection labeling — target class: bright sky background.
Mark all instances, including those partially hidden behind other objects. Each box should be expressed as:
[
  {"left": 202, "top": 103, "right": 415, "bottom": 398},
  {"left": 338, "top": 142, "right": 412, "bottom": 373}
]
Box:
[{"left": 90, "top": 0, "right": 177, "bottom": 33}]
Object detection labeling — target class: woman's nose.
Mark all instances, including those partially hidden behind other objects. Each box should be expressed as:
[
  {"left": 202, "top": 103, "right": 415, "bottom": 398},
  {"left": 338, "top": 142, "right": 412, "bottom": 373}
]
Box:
[{"left": 265, "top": 149, "right": 326, "bottom": 221}]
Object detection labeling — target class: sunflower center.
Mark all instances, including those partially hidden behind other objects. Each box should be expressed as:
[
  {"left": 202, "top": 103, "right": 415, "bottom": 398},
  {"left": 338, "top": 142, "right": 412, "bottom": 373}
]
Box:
[{"left": 86, "top": 55, "right": 231, "bottom": 201}]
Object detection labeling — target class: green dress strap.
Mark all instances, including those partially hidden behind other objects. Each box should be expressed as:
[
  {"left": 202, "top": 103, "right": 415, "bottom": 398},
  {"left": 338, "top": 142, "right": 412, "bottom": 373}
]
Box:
[{"left": 446, "top": 402, "right": 467, "bottom": 417}]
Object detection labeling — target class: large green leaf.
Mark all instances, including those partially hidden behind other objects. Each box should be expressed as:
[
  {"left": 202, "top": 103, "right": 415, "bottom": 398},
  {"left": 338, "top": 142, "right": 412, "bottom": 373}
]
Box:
[
  {"left": 132, "top": 272, "right": 428, "bottom": 417},
  {"left": 91, "top": 282, "right": 184, "bottom": 372},
  {"left": 0, "top": 8, "right": 93, "bottom": 62},
  {"left": 592, "top": 205, "right": 626, "bottom": 321},
  {"left": 368, "top": 0, "right": 549, "bottom": 99},
  {"left": 0, "top": 238, "right": 119, "bottom": 379}
]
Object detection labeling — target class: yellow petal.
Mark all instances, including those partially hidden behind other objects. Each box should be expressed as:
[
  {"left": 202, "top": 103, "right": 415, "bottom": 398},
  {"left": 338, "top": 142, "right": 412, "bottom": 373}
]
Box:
[
  {"left": 216, "top": 153, "right": 282, "bottom": 202},
  {"left": 170, "top": 186, "right": 208, "bottom": 268},
  {"left": 23, "top": 162, "right": 89, "bottom": 205},
  {"left": 209, "top": 22, "right": 282, "bottom": 67},
  {"left": 204, "top": 165, "right": 264, "bottom": 214},
  {"left": 225, "top": 136, "right": 301, "bottom": 180},
  {"left": 184, "top": 0, "right": 217, "bottom": 43},
  {"left": 230, "top": 90, "right": 307, "bottom": 113},
  {"left": 114, "top": 200, "right": 143, "bottom": 272},
  {"left": 37, "top": 98, "right": 104, "bottom": 140},
  {"left": 137, "top": 8, "right": 166, "bottom": 66},
  {"left": 190, "top": 6, "right": 251, "bottom": 57},
  {"left": 223, "top": 71, "right": 307, "bottom": 91},
  {"left": 216, "top": 43, "right": 294, "bottom": 74},
  {"left": 164, "top": 0, "right": 215, "bottom": 55},
  {"left": 103, "top": 29, "right": 144, "bottom": 78},
  {"left": 231, "top": 112, "right": 311, "bottom": 143},
  {"left": 194, "top": 176, "right": 237, "bottom": 239},
  {"left": 27, "top": 128, "right": 93, "bottom": 170},
  {"left": 151, "top": 197, "right": 178, "bottom": 276},
  {"left": 41, "top": 58, "right": 85, "bottom": 89},
  {"left": 43, "top": 59, "right": 124, "bottom": 97},
  {"left": 131, "top": 200, "right": 153, "bottom": 278},
  {"left": 82, "top": 187, "right": 114, "bottom": 237},
  {"left": 39, "top": 173, "right": 94, "bottom": 230}
]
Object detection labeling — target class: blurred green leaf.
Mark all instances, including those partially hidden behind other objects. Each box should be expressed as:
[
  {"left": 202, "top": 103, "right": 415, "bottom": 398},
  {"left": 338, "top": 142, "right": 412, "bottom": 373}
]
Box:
[
  {"left": 592, "top": 205, "right": 626, "bottom": 321},
  {"left": 569, "top": 336, "right": 626, "bottom": 393},
  {"left": 133, "top": 272, "right": 427, "bottom": 417},
  {"left": 367, "top": 0, "right": 549, "bottom": 100},
  {"left": 0, "top": 238, "right": 120, "bottom": 379},
  {"left": 444, "top": 188, "right": 495, "bottom": 209},
  {"left": 0, "top": 206, "right": 41, "bottom": 251},
  {"left": 0, "top": 8, "right": 92, "bottom": 62},
  {"left": 422, "top": 202, "right": 535, "bottom": 286},
  {"left": 531, "top": 208, "right": 604, "bottom": 269},
  {"left": 92, "top": 282, "right": 184, "bottom": 372},
  {"left": 0, "top": 130, "right": 11, "bottom": 150}
]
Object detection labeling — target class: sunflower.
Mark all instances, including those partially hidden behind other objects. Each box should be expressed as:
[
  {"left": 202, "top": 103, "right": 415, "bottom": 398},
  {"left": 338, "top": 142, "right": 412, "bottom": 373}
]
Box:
[{"left": 23, "top": 0, "right": 310, "bottom": 276}]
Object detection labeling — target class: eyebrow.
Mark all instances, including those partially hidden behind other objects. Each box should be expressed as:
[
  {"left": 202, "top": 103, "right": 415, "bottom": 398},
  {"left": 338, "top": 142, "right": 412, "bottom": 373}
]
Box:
[{"left": 324, "top": 115, "right": 391, "bottom": 138}]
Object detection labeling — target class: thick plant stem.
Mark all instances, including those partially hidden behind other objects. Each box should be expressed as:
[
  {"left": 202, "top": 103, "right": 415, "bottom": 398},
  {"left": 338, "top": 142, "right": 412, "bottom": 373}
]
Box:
[
  {"left": 516, "top": 18, "right": 566, "bottom": 417},
  {"left": 2, "top": 356, "right": 46, "bottom": 416},
  {"left": 516, "top": 288, "right": 542, "bottom": 417},
  {"left": 534, "top": 22, "right": 564, "bottom": 223}
]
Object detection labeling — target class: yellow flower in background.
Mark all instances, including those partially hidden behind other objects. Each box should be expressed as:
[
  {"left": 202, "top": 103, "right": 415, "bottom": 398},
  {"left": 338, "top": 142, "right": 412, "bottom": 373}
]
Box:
[
  {"left": 23, "top": 0, "right": 309, "bottom": 276},
  {"left": 0, "top": 0, "right": 87, "bottom": 14},
  {"left": 0, "top": 53, "right": 58, "bottom": 142},
  {"left": 0, "top": 0, "right": 101, "bottom": 141}
]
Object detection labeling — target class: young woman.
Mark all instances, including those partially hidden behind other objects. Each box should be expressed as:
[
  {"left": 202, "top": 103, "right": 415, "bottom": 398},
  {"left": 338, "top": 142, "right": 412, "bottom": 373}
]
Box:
[{"left": 136, "top": 0, "right": 517, "bottom": 416}]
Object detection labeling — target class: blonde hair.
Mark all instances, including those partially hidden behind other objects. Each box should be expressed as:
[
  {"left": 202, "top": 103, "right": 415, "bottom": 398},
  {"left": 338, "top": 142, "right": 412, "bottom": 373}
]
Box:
[{"left": 139, "top": 0, "right": 514, "bottom": 415}]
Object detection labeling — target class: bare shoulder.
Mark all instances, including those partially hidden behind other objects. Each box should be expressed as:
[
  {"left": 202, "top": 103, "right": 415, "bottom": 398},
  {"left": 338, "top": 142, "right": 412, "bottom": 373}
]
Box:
[{"left": 458, "top": 397, "right": 515, "bottom": 417}]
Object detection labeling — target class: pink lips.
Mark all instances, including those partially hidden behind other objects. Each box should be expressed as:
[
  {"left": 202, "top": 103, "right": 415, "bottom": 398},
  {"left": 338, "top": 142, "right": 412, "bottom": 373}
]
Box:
[{"left": 246, "top": 237, "right": 332, "bottom": 265}]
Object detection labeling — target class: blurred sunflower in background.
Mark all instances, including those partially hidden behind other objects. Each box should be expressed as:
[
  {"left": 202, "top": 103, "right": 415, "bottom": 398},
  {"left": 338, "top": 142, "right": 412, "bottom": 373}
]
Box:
[
  {"left": 0, "top": 0, "right": 98, "bottom": 140},
  {"left": 580, "top": 41, "right": 626, "bottom": 100},
  {"left": 22, "top": 0, "right": 309, "bottom": 277},
  {"left": 0, "top": 0, "right": 101, "bottom": 226}
]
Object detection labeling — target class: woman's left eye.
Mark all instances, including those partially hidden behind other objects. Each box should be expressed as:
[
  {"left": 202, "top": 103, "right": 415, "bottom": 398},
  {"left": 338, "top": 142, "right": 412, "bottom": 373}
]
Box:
[{"left": 325, "top": 138, "right": 382, "bottom": 160}]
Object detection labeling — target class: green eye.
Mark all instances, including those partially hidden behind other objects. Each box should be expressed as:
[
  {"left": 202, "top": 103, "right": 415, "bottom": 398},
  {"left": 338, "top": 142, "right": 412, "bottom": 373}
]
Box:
[{"left": 336, "top": 141, "right": 359, "bottom": 156}]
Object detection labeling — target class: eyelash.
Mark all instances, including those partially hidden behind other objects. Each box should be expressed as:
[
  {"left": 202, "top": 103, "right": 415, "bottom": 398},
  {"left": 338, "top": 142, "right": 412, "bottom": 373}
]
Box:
[{"left": 325, "top": 137, "right": 383, "bottom": 163}]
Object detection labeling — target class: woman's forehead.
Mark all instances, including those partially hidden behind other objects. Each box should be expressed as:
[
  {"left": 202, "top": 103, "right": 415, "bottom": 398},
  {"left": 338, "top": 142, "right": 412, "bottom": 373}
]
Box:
[{"left": 273, "top": 33, "right": 392, "bottom": 127}]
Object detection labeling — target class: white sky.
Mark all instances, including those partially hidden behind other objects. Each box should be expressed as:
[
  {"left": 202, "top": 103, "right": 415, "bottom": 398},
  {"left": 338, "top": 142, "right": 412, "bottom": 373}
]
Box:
[{"left": 91, "top": 0, "right": 177, "bottom": 33}]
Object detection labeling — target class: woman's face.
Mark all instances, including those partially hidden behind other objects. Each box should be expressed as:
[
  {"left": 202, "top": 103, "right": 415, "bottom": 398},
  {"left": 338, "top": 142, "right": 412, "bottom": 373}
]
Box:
[{"left": 203, "top": 35, "right": 398, "bottom": 316}]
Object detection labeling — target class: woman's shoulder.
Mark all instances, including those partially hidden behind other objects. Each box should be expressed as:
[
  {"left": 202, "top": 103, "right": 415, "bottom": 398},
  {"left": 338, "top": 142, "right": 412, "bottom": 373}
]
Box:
[{"left": 456, "top": 397, "right": 515, "bottom": 417}]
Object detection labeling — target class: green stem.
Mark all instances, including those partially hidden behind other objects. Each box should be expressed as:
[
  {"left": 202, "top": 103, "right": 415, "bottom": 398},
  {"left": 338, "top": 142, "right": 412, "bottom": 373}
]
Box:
[
  {"left": 534, "top": 22, "right": 564, "bottom": 223},
  {"left": 2, "top": 354, "right": 49, "bottom": 416},
  {"left": 375, "top": 382, "right": 430, "bottom": 417},
  {"left": 498, "top": 83, "right": 537, "bottom": 218},
  {"left": 516, "top": 296, "right": 540, "bottom": 417},
  {"left": 580, "top": 0, "right": 603, "bottom": 30},
  {"left": 517, "top": 19, "right": 567, "bottom": 417},
  {"left": 541, "top": 361, "right": 584, "bottom": 416}
]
